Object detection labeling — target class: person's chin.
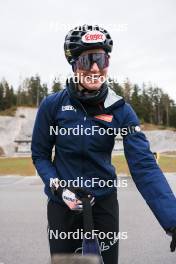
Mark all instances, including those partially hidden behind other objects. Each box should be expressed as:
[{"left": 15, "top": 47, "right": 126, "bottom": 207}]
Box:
[{"left": 83, "top": 82, "right": 102, "bottom": 90}]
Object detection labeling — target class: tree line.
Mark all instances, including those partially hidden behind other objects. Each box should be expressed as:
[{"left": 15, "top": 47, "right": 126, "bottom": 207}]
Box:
[
  {"left": 0, "top": 76, "right": 62, "bottom": 109},
  {"left": 109, "top": 78, "right": 176, "bottom": 127},
  {"left": 0, "top": 75, "right": 176, "bottom": 127}
]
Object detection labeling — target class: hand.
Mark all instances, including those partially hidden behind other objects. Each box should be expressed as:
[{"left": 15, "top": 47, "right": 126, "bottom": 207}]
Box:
[
  {"left": 51, "top": 183, "right": 95, "bottom": 211},
  {"left": 62, "top": 188, "right": 83, "bottom": 211},
  {"left": 62, "top": 188, "right": 95, "bottom": 211},
  {"left": 67, "top": 187, "right": 95, "bottom": 206}
]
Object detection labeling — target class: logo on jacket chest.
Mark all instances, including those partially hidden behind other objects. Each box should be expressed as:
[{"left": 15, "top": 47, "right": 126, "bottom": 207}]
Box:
[
  {"left": 94, "top": 114, "right": 113, "bottom": 122},
  {"left": 62, "top": 105, "right": 77, "bottom": 112}
]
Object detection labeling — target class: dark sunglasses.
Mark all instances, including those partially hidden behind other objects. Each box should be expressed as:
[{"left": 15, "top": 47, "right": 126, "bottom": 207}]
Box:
[{"left": 75, "top": 53, "right": 110, "bottom": 71}]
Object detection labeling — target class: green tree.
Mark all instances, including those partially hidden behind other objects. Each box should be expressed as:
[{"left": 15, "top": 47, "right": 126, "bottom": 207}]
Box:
[
  {"left": 123, "top": 78, "right": 132, "bottom": 103},
  {"left": 131, "top": 84, "right": 142, "bottom": 118},
  {"left": 109, "top": 78, "right": 124, "bottom": 97},
  {"left": 0, "top": 82, "right": 5, "bottom": 110},
  {"left": 140, "top": 87, "right": 153, "bottom": 123},
  {"left": 169, "top": 102, "right": 176, "bottom": 128},
  {"left": 160, "top": 93, "right": 170, "bottom": 126},
  {"left": 40, "top": 83, "right": 48, "bottom": 99},
  {"left": 1, "top": 79, "right": 14, "bottom": 109},
  {"left": 51, "top": 78, "right": 62, "bottom": 93},
  {"left": 28, "top": 75, "right": 42, "bottom": 106}
]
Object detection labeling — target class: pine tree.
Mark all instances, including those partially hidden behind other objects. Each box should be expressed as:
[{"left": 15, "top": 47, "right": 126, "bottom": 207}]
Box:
[
  {"left": 109, "top": 78, "right": 124, "bottom": 97},
  {"left": 51, "top": 78, "right": 62, "bottom": 93},
  {"left": 123, "top": 78, "right": 132, "bottom": 103},
  {"left": 169, "top": 101, "right": 176, "bottom": 128},
  {"left": 131, "top": 84, "right": 142, "bottom": 118},
  {"left": 0, "top": 82, "right": 4, "bottom": 110},
  {"left": 141, "top": 87, "right": 153, "bottom": 123}
]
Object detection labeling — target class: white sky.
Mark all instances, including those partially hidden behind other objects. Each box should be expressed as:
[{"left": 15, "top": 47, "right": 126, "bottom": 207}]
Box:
[{"left": 0, "top": 0, "right": 176, "bottom": 101}]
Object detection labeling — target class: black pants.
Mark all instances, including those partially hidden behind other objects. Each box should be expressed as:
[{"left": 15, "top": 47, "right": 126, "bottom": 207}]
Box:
[{"left": 47, "top": 191, "right": 119, "bottom": 264}]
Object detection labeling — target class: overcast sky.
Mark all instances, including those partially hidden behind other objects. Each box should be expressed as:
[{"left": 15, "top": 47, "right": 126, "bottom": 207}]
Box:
[{"left": 0, "top": 0, "right": 176, "bottom": 101}]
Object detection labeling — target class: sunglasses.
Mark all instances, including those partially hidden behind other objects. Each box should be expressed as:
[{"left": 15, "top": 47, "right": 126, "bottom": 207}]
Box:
[{"left": 75, "top": 53, "right": 110, "bottom": 71}]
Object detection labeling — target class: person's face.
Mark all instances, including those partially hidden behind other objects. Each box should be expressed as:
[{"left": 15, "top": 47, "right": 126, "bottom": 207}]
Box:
[{"left": 74, "top": 48, "right": 109, "bottom": 90}]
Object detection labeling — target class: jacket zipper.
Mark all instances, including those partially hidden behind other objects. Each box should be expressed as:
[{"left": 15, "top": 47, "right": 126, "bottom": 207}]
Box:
[
  {"left": 78, "top": 101, "right": 88, "bottom": 182},
  {"left": 70, "top": 97, "right": 88, "bottom": 181}
]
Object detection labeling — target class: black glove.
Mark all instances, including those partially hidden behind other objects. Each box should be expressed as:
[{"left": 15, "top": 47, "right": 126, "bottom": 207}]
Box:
[
  {"left": 51, "top": 183, "right": 95, "bottom": 211},
  {"left": 67, "top": 187, "right": 94, "bottom": 201},
  {"left": 170, "top": 228, "right": 176, "bottom": 252},
  {"left": 167, "top": 227, "right": 176, "bottom": 252}
]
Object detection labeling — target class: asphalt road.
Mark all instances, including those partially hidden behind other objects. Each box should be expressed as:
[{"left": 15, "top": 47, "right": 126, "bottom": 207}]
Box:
[{"left": 0, "top": 174, "right": 176, "bottom": 264}]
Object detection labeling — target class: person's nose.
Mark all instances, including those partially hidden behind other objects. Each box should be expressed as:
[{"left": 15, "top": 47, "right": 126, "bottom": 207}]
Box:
[{"left": 90, "top": 62, "right": 99, "bottom": 72}]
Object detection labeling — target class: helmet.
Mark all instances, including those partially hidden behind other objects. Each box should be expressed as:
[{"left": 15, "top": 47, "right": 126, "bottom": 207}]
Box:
[{"left": 64, "top": 24, "right": 113, "bottom": 64}]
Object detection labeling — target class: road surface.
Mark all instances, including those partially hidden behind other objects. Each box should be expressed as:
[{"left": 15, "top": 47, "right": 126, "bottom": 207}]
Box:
[{"left": 0, "top": 174, "right": 176, "bottom": 264}]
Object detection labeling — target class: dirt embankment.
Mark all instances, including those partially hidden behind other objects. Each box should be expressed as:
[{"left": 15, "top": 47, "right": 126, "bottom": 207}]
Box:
[{"left": 0, "top": 107, "right": 37, "bottom": 156}]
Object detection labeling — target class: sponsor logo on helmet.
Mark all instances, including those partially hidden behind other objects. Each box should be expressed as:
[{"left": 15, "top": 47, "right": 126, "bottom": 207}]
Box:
[{"left": 82, "top": 30, "right": 106, "bottom": 43}]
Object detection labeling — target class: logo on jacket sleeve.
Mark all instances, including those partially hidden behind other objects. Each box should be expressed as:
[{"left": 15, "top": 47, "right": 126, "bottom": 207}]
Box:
[
  {"left": 134, "top": 126, "right": 141, "bottom": 132},
  {"left": 94, "top": 114, "right": 113, "bottom": 122},
  {"left": 82, "top": 31, "right": 106, "bottom": 43}
]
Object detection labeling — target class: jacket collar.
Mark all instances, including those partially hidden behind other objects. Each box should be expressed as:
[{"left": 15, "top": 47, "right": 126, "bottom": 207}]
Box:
[{"left": 104, "top": 88, "right": 123, "bottom": 108}]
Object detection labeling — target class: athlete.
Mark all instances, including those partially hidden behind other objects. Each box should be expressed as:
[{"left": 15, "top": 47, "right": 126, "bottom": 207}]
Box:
[{"left": 31, "top": 25, "right": 176, "bottom": 264}]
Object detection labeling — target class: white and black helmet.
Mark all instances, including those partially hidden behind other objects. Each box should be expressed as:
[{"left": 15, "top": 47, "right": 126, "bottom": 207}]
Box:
[{"left": 64, "top": 24, "right": 113, "bottom": 64}]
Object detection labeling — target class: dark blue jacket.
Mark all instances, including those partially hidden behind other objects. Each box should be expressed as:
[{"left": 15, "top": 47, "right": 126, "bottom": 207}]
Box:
[{"left": 31, "top": 86, "right": 176, "bottom": 231}]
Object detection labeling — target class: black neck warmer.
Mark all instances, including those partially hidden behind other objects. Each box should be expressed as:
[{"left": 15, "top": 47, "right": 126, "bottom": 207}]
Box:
[{"left": 66, "top": 78, "right": 108, "bottom": 106}]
